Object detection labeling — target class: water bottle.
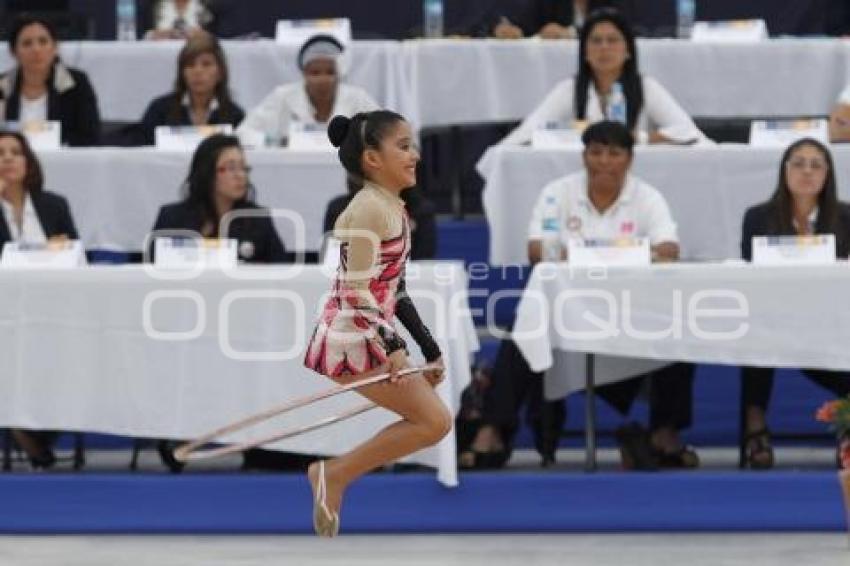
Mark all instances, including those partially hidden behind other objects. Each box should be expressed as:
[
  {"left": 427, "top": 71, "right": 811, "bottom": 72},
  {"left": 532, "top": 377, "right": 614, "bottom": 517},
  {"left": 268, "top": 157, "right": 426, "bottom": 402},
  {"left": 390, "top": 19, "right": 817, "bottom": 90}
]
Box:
[
  {"left": 423, "top": 0, "right": 444, "bottom": 38},
  {"left": 607, "top": 82, "right": 627, "bottom": 125},
  {"left": 676, "top": 0, "right": 696, "bottom": 39},
  {"left": 116, "top": 0, "right": 137, "bottom": 41},
  {"left": 541, "top": 195, "right": 562, "bottom": 262}
]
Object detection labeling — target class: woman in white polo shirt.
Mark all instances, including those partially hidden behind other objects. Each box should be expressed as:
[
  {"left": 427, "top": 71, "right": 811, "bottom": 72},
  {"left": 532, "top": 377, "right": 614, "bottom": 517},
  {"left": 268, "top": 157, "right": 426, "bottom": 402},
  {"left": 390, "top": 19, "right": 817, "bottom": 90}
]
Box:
[
  {"left": 238, "top": 35, "right": 379, "bottom": 147},
  {"left": 501, "top": 9, "right": 707, "bottom": 146},
  {"left": 468, "top": 121, "right": 697, "bottom": 471}
]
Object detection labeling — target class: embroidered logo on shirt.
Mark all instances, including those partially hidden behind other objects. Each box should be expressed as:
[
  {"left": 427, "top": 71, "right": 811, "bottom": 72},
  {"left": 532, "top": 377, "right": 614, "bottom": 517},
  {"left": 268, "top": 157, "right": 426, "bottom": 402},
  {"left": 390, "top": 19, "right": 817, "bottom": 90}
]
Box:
[
  {"left": 620, "top": 221, "right": 635, "bottom": 234},
  {"left": 567, "top": 215, "right": 582, "bottom": 232}
]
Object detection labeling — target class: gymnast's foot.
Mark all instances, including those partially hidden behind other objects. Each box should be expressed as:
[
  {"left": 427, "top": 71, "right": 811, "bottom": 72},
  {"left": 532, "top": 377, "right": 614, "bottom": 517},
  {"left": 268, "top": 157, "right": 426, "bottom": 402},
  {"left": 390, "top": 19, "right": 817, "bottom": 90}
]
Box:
[{"left": 308, "top": 460, "right": 344, "bottom": 537}]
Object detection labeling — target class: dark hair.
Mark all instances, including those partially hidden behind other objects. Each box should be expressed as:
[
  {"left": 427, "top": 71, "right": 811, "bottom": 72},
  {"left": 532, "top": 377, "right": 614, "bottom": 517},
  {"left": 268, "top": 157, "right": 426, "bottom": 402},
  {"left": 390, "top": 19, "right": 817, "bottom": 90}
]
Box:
[
  {"left": 575, "top": 9, "right": 642, "bottom": 130},
  {"left": 168, "top": 32, "right": 237, "bottom": 124},
  {"left": 0, "top": 130, "right": 44, "bottom": 195},
  {"left": 297, "top": 34, "right": 344, "bottom": 70},
  {"left": 327, "top": 110, "right": 407, "bottom": 188},
  {"left": 8, "top": 14, "right": 59, "bottom": 54},
  {"left": 581, "top": 120, "right": 634, "bottom": 153},
  {"left": 768, "top": 137, "right": 840, "bottom": 238},
  {"left": 182, "top": 134, "right": 254, "bottom": 230}
]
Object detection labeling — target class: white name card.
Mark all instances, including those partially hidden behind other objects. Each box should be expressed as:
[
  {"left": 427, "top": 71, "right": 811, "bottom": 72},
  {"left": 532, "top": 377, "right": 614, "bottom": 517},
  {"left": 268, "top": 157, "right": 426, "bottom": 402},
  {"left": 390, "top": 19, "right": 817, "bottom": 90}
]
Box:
[
  {"left": 8, "top": 120, "right": 62, "bottom": 151},
  {"left": 275, "top": 18, "right": 352, "bottom": 47},
  {"left": 1, "top": 240, "right": 86, "bottom": 268},
  {"left": 749, "top": 119, "right": 829, "bottom": 147},
  {"left": 751, "top": 234, "right": 836, "bottom": 265},
  {"left": 531, "top": 121, "right": 583, "bottom": 149},
  {"left": 691, "top": 19, "right": 768, "bottom": 43},
  {"left": 154, "top": 237, "right": 238, "bottom": 269},
  {"left": 288, "top": 122, "right": 333, "bottom": 151},
  {"left": 568, "top": 237, "right": 651, "bottom": 267},
  {"left": 155, "top": 124, "right": 233, "bottom": 151}
]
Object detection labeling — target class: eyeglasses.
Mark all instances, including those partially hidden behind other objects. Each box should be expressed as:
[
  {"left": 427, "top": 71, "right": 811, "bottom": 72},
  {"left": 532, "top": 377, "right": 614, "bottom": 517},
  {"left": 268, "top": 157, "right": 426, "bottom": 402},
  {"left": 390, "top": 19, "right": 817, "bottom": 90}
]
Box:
[
  {"left": 217, "top": 163, "right": 252, "bottom": 175},
  {"left": 786, "top": 158, "right": 827, "bottom": 172}
]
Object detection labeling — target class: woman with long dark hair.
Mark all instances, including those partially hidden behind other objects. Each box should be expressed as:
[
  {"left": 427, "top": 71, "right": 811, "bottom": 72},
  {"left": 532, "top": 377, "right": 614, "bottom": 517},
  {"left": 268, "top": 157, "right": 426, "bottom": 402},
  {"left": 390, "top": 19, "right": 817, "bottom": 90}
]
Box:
[
  {"left": 303, "top": 111, "right": 448, "bottom": 537},
  {"left": 502, "top": 8, "right": 706, "bottom": 145},
  {"left": 740, "top": 137, "right": 850, "bottom": 469},
  {"left": 0, "top": 14, "right": 101, "bottom": 146},
  {"left": 138, "top": 32, "right": 244, "bottom": 145},
  {"left": 151, "top": 134, "right": 284, "bottom": 263}
]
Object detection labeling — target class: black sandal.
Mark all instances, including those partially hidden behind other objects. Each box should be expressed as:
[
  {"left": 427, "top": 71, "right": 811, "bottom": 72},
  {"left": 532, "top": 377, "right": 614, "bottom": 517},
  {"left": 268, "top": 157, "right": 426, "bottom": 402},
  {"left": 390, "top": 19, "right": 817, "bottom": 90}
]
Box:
[{"left": 744, "top": 428, "right": 774, "bottom": 470}]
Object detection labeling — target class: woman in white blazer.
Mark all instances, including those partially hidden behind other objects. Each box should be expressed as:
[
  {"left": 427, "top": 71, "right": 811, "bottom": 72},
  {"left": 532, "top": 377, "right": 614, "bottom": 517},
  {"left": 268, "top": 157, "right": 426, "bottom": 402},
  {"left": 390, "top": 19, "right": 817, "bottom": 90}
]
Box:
[
  {"left": 238, "top": 35, "right": 378, "bottom": 147},
  {"left": 502, "top": 8, "right": 709, "bottom": 146}
]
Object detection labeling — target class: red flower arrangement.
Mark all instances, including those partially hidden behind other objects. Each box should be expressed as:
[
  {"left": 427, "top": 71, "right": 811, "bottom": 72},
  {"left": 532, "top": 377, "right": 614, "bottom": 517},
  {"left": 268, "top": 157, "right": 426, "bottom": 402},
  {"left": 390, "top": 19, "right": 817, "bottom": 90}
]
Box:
[{"left": 815, "top": 397, "right": 850, "bottom": 469}]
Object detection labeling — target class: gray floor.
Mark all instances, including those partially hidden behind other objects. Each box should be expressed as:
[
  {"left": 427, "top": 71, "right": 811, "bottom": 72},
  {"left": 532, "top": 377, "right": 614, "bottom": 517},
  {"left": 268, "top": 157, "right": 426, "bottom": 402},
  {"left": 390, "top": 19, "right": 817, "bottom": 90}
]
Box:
[{"left": 0, "top": 534, "right": 846, "bottom": 566}]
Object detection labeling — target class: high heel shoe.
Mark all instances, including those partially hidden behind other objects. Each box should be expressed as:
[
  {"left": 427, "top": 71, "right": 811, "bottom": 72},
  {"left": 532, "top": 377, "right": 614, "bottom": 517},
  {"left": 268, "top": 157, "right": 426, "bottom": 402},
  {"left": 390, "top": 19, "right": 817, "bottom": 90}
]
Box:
[{"left": 311, "top": 461, "right": 339, "bottom": 537}]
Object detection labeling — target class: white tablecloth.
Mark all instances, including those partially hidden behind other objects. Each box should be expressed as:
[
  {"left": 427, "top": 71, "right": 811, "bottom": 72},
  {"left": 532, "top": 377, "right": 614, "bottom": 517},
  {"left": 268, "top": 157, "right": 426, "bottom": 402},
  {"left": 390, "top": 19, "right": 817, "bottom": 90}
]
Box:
[
  {"left": 0, "top": 263, "right": 477, "bottom": 486},
  {"left": 39, "top": 147, "right": 344, "bottom": 252},
  {"left": 478, "top": 144, "right": 850, "bottom": 265},
  {"left": 512, "top": 262, "right": 850, "bottom": 400},
  {"left": 404, "top": 38, "right": 849, "bottom": 126},
  {"left": 1, "top": 38, "right": 846, "bottom": 126}
]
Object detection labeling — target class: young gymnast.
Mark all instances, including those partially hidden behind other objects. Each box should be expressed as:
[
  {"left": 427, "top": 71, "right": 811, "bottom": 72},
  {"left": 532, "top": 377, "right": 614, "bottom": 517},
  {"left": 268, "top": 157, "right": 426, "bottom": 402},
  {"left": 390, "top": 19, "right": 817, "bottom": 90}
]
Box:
[{"left": 303, "top": 110, "right": 449, "bottom": 537}]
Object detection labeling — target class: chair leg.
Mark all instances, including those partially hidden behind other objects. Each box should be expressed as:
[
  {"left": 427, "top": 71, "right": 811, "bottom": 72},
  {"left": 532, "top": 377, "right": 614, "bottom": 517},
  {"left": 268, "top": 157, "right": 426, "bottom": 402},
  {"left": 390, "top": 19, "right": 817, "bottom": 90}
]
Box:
[
  {"left": 129, "top": 438, "right": 143, "bottom": 471},
  {"left": 738, "top": 377, "right": 747, "bottom": 469},
  {"left": 2, "top": 429, "right": 11, "bottom": 472},
  {"left": 73, "top": 433, "right": 85, "bottom": 471}
]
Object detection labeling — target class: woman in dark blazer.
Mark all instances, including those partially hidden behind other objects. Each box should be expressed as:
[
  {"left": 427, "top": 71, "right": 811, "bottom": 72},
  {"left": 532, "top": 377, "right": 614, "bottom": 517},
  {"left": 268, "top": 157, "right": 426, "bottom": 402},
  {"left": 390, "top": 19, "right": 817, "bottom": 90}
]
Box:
[
  {"left": 0, "top": 130, "right": 78, "bottom": 469},
  {"left": 151, "top": 134, "right": 285, "bottom": 265},
  {"left": 150, "top": 133, "right": 284, "bottom": 471},
  {"left": 740, "top": 137, "right": 850, "bottom": 469},
  {"left": 138, "top": 32, "right": 244, "bottom": 146},
  {"left": 0, "top": 15, "right": 101, "bottom": 147}
]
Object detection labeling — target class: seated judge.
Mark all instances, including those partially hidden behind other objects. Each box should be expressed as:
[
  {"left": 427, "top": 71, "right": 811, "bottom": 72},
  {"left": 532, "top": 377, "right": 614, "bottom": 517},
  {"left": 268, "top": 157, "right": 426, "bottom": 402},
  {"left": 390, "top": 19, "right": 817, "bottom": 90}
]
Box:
[
  {"left": 493, "top": 0, "right": 614, "bottom": 39},
  {"left": 138, "top": 32, "right": 244, "bottom": 146},
  {"left": 237, "top": 35, "right": 378, "bottom": 147},
  {"left": 740, "top": 137, "right": 850, "bottom": 469},
  {"left": 0, "top": 14, "right": 101, "bottom": 147},
  {"left": 469, "top": 121, "right": 697, "bottom": 471},
  {"left": 0, "top": 130, "right": 79, "bottom": 469},
  {"left": 152, "top": 134, "right": 286, "bottom": 264},
  {"left": 500, "top": 9, "right": 707, "bottom": 146}
]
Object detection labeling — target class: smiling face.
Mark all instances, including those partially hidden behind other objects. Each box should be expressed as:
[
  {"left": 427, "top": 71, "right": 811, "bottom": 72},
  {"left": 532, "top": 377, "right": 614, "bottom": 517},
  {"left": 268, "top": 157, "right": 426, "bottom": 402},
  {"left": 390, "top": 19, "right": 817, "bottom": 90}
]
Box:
[
  {"left": 784, "top": 143, "right": 829, "bottom": 203},
  {"left": 362, "top": 120, "right": 419, "bottom": 191},
  {"left": 584, "top": 21, "right": 629, "bottom": 78},
  {"left": 13, "top": 22, "right": 58, "bottom": 77}
]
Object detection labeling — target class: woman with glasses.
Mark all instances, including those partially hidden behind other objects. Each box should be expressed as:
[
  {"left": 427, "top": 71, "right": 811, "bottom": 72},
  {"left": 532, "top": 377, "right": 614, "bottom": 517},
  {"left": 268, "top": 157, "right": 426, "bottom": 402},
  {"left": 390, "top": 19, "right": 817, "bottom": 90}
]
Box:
[
  {"left": 151, "top": 134, "right": 286, "bottom": 263},
  {"left": 740, "top": 137, "right": 850, "bottom": 469},
  {"left": 501, "top": 8, "right": 707, "bottom": 145}
]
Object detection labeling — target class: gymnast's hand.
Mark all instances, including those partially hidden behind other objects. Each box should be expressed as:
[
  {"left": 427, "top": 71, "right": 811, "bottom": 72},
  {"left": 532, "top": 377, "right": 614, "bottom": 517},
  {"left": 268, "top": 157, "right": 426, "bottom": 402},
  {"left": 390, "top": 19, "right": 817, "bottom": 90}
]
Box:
[
  {"left": 423, "top": 357, "right": 445, "bottom": 387},
  {"left": 386, "top": 349, "right": 409, "bottom": 384}
]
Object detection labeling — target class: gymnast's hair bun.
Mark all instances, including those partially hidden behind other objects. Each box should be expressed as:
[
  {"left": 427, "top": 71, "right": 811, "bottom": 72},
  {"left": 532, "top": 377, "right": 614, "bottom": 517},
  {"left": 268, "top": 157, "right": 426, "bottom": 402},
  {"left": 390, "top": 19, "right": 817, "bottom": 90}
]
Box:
[{"left": 327, "top": 115, "right": 351, "bottom": 147}]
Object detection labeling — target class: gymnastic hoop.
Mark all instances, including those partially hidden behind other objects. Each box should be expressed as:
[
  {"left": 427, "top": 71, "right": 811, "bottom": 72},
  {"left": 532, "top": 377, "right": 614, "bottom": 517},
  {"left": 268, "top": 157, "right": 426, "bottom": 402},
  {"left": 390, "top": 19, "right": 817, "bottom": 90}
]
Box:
[{"left": 174, "top": 366, "right": 434, "bottom": 463}]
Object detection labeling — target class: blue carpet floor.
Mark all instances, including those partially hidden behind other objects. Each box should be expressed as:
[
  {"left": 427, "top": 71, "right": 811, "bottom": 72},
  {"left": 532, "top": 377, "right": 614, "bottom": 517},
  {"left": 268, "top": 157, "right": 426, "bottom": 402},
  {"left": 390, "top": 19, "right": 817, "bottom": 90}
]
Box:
[{"left": 1, "top": 471, "right": 845, "bottom": 534}]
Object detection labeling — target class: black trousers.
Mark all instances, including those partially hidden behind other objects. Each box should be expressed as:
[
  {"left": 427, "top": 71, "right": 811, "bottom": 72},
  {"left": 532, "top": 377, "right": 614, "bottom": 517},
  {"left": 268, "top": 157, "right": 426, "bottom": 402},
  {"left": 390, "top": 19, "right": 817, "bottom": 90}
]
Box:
[
  {"left": 482, "top": 336, "right": 694, "bottom": 452},
  {"left": 742, "top": 366, "right": 850, "bottom": 412}
]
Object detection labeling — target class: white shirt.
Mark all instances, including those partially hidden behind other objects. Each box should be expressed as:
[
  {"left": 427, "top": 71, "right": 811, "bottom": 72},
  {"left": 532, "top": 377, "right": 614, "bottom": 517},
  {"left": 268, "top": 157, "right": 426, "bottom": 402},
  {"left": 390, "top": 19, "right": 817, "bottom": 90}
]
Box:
[
  {"left": 838, "top": 85, "right": 850, "bottom": 105},
  {"left": 237, "top": 82, "right": 379, "bottom": 146},
  {"left": 19, "top": 94, "right": 48, "bottom": 124},
  {"left": 155, "top": 0, "right": 203, "bottom": 31},
  {"left": 527, "top": 171, "right": 678, "bottom": 246},
  {"left": 502, "top": 76, "right": 709, "bottom": 146},
  {"left": 0, "top": 194, "right": 47, "bottom": 243}
]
